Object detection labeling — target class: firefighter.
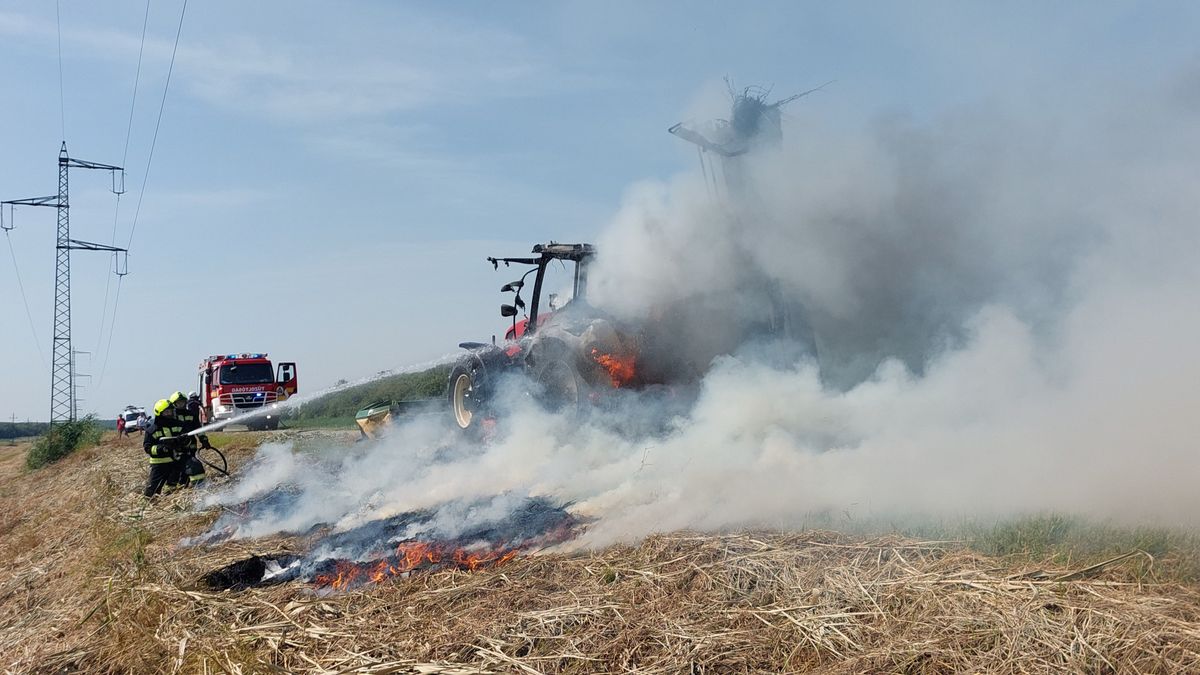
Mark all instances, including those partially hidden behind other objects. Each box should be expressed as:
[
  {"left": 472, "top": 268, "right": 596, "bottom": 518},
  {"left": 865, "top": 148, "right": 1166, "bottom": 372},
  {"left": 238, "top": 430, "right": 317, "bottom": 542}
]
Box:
[
  {"left": 186, "top": 391, "right": 205, "bottom": 424},
  {"left": 169, "top": 390, "right": 211, "bottom": 488},
  {"left": 143, "top": 398, "right": 184, "bottom": 497}
]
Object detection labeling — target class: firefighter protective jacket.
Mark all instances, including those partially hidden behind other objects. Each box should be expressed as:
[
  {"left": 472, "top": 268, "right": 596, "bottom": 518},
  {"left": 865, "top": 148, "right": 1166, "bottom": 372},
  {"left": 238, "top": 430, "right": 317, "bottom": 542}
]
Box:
[
  {"left": 143, "top": 415, "right": 184, "bottom": 463},
  {"left": 178, "top": 406, "right": 209, "bottom": 448}
]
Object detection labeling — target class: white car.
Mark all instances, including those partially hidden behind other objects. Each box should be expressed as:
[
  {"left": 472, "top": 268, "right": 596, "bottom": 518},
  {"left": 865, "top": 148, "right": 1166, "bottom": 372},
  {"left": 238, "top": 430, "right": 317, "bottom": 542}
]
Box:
[{"left": 119, "top": 406, "right": 148, "bottom": 432}]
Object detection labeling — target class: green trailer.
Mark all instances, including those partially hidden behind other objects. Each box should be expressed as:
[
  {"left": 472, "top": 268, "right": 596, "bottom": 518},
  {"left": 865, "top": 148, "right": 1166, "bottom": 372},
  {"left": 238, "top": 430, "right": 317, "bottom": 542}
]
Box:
[{"left": 354, "top": 399, "right": 442, "bottom": 439}]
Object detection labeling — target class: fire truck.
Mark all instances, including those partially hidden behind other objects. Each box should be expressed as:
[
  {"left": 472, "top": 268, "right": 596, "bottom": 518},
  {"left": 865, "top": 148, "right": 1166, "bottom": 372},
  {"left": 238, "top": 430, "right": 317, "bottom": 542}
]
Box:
[{"left": 197, "top": 353, "right": 298, "bottom": 430}]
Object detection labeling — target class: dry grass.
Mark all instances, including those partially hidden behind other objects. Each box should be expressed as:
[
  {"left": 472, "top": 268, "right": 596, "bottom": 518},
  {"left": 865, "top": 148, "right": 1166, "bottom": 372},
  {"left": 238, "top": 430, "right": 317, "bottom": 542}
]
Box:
[{"left": 1, "top": 433, "right": 1199, "bottom": 673}]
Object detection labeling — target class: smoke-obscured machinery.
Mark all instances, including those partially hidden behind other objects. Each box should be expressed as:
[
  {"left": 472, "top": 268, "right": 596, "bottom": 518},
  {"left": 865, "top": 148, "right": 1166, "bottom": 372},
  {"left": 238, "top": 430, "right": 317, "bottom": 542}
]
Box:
[
  {"left": 357, "top": 84, "right": 828, "bottom": 439},
  {"left": 355, "top": 238, "right": 815, "bottom": 440}
]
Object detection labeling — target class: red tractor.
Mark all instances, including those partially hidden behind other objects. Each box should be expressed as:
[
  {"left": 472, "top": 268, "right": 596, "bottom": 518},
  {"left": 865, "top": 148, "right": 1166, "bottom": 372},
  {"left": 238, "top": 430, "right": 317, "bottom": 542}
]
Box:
[{"left": 445, "top": 242, "right": 817, "bottom": 436}]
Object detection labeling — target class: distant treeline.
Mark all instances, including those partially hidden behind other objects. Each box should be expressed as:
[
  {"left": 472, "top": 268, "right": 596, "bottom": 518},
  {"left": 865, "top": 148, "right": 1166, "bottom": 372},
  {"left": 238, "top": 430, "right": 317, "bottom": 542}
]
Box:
[
  {"left": 1, "top": 419, "right": 117, "bottom": 439},
  {"left": 288, "top": 366, "right": 449, "bottom": 422},
  {"left": 0, "top": 422, "right": 49, "bottom": 439}
]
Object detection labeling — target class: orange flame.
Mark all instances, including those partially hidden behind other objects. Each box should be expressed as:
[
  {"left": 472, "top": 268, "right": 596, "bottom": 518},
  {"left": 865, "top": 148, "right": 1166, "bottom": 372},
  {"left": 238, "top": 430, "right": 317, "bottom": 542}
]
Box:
[
  {"left": 591, "top": 348, "right": 636, "bottom": 388},
  {"left": 312, "top": 541, "right": 530, "bottom": 591},
  {"left": 310, "top": 511, "right": 579, "bottom": 591}
]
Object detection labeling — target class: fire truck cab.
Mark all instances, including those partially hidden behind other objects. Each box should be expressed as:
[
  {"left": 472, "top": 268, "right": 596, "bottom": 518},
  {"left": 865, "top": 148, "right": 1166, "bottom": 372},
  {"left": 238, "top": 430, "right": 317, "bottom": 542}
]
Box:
[{"left": 197, "top": 353, "right": 298, "bottom": 430}]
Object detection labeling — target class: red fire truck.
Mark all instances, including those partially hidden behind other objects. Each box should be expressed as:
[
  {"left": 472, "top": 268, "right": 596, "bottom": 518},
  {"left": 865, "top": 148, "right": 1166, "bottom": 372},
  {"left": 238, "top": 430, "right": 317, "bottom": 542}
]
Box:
[{"left": 197, "top": 353, "right": 298, "bottom": 430}]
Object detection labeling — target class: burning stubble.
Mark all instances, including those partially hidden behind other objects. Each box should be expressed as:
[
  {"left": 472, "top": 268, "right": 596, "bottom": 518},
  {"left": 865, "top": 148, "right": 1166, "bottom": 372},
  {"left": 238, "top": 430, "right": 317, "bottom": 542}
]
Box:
[
  {"left": 199, "top": 496, "right": 578, "bottom": 590},
  {"left": 196, "top": 72, "right": 1200, "bottom": 562}
]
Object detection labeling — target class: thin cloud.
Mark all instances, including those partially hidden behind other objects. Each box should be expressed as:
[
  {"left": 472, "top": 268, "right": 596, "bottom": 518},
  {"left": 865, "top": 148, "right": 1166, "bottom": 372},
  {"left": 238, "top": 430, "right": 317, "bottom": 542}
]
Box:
[{"left": 0, "top": 7, "right": 554, "bottom": 124}]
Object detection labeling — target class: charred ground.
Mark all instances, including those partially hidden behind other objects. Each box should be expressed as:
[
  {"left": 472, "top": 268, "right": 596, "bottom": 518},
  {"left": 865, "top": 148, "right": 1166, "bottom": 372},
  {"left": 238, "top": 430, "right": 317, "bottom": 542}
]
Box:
[{"left": 1, "top": 432, "right": 1199, "bottom": 673}]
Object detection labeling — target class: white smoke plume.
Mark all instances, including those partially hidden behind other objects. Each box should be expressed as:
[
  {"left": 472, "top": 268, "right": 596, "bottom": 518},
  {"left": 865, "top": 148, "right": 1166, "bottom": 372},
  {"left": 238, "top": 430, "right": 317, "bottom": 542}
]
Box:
[{"left": 197, "top": 70, "right": 1200, "bottom": 549}]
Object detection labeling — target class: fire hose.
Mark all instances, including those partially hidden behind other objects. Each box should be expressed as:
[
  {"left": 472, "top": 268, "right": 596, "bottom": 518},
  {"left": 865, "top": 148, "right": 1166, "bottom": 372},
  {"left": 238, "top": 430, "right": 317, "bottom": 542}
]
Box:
[
  {"left": 195, "top": 447, "right": 230, "bottom": 477},
  {"left": 167, "top": 437, "right": 229, "bottom": 477}
]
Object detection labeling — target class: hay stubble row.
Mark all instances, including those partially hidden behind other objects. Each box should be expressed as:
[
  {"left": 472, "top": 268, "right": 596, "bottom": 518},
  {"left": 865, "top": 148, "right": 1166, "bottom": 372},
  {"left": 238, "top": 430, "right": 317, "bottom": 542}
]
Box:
[{"left": 2, "top": 435, "right": 1199, "bottom": 673}]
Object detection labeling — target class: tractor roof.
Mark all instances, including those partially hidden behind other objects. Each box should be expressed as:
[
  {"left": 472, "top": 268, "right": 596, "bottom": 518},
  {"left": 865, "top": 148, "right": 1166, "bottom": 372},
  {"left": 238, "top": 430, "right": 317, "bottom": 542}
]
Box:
[
  {"left": 488, "top": 243, "right": 595, "bottom": 269},
  {"left": 532, "top": 242, "right": 595, "bottom": 261}
]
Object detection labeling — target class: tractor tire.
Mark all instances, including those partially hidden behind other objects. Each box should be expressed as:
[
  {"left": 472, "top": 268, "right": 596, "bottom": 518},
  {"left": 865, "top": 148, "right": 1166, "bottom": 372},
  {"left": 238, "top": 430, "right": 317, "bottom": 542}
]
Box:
[
  {"left": 448, "top": 363, "right": 485, "bottom": 437},
  {"left": 530, "top": 355, "right": 584, "bottom": 417}
]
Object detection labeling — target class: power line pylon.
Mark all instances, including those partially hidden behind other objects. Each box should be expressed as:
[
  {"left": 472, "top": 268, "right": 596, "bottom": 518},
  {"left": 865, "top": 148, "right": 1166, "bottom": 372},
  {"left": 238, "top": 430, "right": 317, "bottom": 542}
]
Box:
[
  {"left": 72, "top": 349, "right": 92, "bottom": 418},
  {"left": 2, "top": 142, "right": 126, "bottom": 423}
]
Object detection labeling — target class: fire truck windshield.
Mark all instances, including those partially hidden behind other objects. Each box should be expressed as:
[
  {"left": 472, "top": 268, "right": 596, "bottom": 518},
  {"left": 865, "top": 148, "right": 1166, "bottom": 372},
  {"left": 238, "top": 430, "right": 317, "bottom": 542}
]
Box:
[{"left": 218, "top": 363, "right": 275, "bottom": 385}]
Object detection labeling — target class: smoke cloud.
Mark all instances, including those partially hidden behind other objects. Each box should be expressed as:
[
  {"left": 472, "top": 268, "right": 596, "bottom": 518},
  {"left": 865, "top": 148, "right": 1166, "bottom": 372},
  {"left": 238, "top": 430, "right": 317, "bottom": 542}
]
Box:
[{"left": 197, "top": 70, "right": 1200, "bottom": 550}]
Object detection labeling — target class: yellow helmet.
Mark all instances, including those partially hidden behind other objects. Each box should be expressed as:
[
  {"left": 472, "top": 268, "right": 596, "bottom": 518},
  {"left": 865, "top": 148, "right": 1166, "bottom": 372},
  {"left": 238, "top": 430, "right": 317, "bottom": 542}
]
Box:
[
  {"left": 153, "top": 399, "right": 171, "bottom": 415},
  {"left": 169, "top": 391, "right": 186, "bottom": 405}
]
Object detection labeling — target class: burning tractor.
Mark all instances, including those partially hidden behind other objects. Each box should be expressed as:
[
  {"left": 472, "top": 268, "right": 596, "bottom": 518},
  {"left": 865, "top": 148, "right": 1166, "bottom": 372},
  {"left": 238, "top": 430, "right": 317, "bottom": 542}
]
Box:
[
  {"left": 444, "top": 242, "right": 817, "bottom": 436},
  {"left": 357, "top": 85, "right": 826, "bottom": 439},
  {"left": 447, "top": 243, "right": 607, "bottom": 435}
]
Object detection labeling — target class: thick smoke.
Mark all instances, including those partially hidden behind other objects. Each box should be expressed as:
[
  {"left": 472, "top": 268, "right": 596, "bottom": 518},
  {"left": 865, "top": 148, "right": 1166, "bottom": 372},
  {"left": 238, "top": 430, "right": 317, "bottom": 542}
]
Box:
[
  {"left": 589, "top": 92, "right": 1120, "bottom": 387},
  {"left": 197, "top": 72, "right": 1200, "bottom": 550}
]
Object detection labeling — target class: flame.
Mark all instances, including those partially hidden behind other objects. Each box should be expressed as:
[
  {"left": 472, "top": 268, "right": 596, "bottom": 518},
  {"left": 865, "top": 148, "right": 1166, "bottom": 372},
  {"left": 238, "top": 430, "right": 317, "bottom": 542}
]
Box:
[
  {"left": 309, "top": 503, "right": 579, "bottom": 592},
  {"left": 312, "top": 541, "right": 532, "bottom": 591},
  {"left": 591, "top": 348, "right": 636, "bottom": 388}
]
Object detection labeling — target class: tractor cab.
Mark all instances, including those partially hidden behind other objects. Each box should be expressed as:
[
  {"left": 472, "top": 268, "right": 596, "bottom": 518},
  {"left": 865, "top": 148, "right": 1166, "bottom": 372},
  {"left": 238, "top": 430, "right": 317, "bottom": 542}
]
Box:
[{"left": 489, "top": 243, "right": 596, "bottom": 343}]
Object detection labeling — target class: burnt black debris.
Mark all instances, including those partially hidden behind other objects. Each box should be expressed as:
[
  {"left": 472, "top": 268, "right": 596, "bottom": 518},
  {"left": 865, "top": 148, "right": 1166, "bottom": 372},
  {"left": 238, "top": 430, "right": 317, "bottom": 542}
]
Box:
[
  {"left": 202, "top": 553, "right": 301, "bottom": 591},
  {"left": 201, "top": 496, "right": 581, "bottom": 591}
]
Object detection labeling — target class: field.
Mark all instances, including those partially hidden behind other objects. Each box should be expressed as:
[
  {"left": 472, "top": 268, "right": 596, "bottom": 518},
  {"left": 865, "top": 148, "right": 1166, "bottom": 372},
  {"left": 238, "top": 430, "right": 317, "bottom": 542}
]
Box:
[{"left": 2, "top": 431, "right": 1199, "bottom": 673}]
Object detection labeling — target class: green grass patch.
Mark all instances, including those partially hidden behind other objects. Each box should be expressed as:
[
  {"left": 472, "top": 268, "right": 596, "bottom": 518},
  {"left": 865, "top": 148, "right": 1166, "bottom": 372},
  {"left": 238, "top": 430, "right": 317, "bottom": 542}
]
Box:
[
  {"left": 203, "top": 432, "right": 242, "bottom": 448},
  {"left": 113, "top": 526, "right": 153, "bottom": 568},
  {"left": 795, "top": 510, "right": 1200, "bottom": 583},
  {"left": 25, "top": 415, "right": 104, "bottom": 470},
  {"left": 288, "top": 366, "right": 449, "bottom": 422},
  {"left": 283, "top": 416, "right": 358, "bottom": 430},
  {"left": 966, "top": 514, "right": 1200, "bottom": 581}
]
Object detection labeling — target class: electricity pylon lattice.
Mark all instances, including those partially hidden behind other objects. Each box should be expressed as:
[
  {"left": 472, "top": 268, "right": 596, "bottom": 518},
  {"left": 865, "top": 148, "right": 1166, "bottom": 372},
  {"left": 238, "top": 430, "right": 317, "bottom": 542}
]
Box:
[{"left": 2, "top": 142, "right": 126, "bottom": 423}]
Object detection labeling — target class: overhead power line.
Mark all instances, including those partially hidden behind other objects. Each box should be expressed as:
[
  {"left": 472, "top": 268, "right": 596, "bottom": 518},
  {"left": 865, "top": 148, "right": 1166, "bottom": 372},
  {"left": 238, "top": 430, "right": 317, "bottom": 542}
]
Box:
[
  {"left": 99, "top": 0, "right": 188, "bottom": 386},
  {"left": 99, "top": 275, "right": 125, "bottom": 387},
  {"left": 96, "top": 0, "right": 152, "bottom": 364},
  {"left": 126, "top": 0, "right": 187, "bottom": 251},
  {"left": 122, "top": 0, "right": 153, "bottom": 170},
  {"left": 4, "top": 227, "right": 47, "bottom": 367},
  {"left": 95, "top": 197, "right": 121, "bottom": 357}
]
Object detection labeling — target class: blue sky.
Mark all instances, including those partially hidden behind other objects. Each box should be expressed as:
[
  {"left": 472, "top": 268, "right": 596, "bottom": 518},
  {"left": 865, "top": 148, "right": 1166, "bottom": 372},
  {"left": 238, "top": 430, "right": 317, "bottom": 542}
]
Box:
[{"left": 1, "top": 1, "right": 1197, "bottom": 421}]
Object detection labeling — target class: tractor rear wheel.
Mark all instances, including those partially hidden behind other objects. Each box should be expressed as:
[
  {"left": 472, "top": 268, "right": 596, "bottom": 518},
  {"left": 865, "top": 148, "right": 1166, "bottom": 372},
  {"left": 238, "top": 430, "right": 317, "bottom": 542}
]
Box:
[{"left": 531, "top": 356, "right": 583, "bottom": 416}]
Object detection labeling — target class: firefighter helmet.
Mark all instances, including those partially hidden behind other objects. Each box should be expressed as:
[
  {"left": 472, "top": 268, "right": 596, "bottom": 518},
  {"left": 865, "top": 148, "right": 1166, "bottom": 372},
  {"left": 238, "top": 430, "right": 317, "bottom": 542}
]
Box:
[{"left": 153, "top": 399, "right": 171, "bottom": 415}]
